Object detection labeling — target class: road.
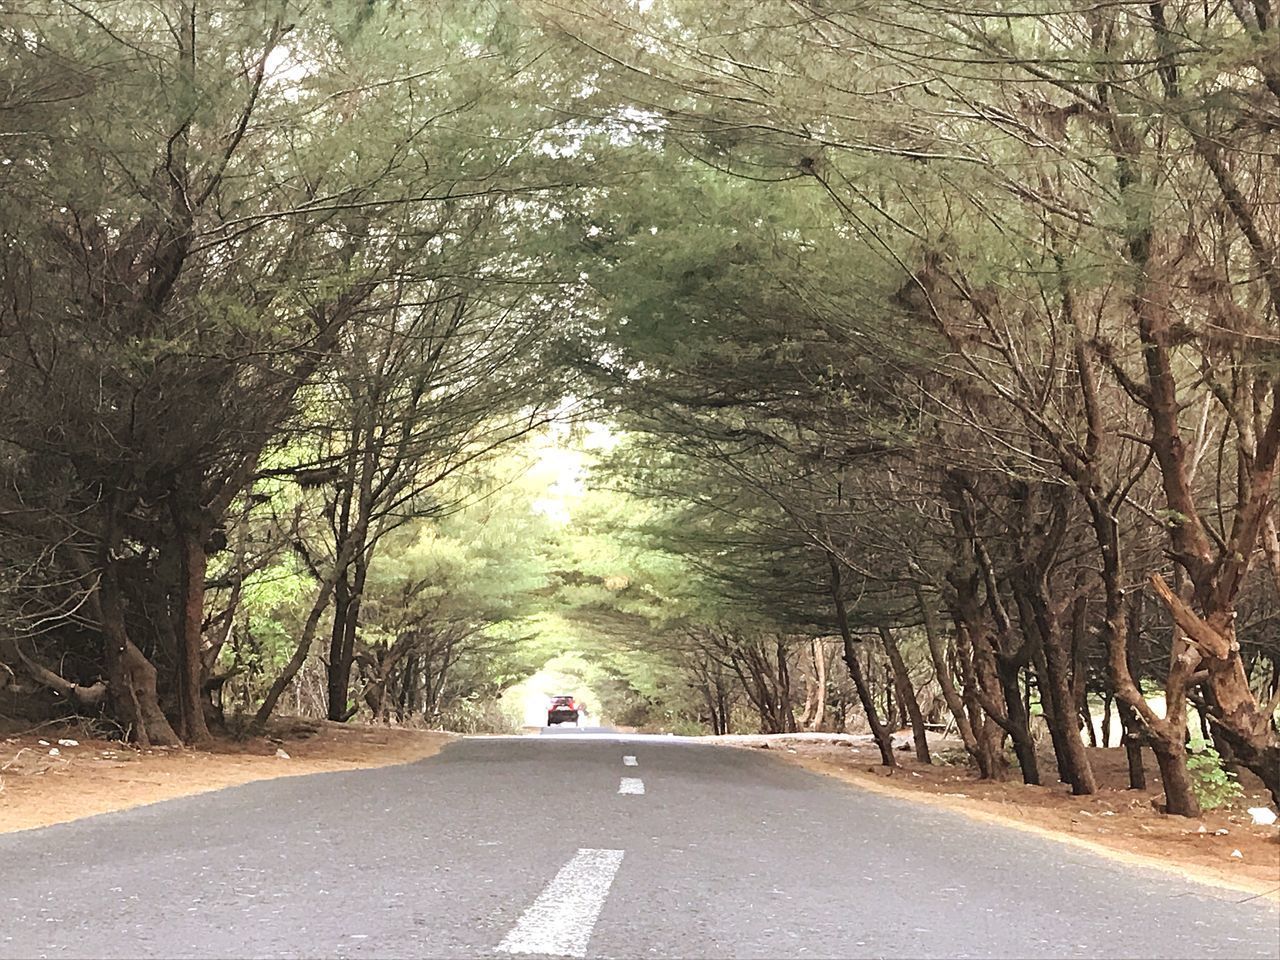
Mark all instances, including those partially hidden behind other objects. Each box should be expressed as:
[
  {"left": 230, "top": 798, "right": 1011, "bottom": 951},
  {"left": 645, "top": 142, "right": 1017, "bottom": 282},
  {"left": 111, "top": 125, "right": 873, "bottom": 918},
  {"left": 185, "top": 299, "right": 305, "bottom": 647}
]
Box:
[{"left": 0, "top": 732, "right": 1276, "bottom": 959}]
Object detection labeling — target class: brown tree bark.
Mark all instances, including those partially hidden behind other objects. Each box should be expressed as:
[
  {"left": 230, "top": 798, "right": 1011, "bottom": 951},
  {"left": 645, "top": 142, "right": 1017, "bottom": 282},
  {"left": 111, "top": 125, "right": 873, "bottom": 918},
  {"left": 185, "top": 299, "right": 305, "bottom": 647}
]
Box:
[
  {"left": 952, "top": 614, "right": 1007, "bottom": 780},
  {"left": 1112, "top": 73, "right": 1280, "bottom": 801},
  {"left": 879, "top": 624, "right": 931, "bottom": 764},
  {"left": 1092, "top": 504, "right": 1200, "bottom": 814},
  {"left": 993, "top": 653, "right": 1040, "bottom": 786},
  {"left": 1016, "top": 579, "right": 1097, "bottom": 795},
  {"left": 1115, "top": 697, "right": 1147, "bottom": 791},
  {"left": 100, "top": 564, "right": 181, "bottom": 747},
  {"left": 173, "top": 513, "right": 212, "bottom": 744},
  {"left": 917, "top": 586, "right": 983, "bottom": 766},
  {"left": 828, "top": 554, "right": 895, "bottom": 767},
  {"left": 1150, "top": 572, "right": 1280, "bottom": 803}
]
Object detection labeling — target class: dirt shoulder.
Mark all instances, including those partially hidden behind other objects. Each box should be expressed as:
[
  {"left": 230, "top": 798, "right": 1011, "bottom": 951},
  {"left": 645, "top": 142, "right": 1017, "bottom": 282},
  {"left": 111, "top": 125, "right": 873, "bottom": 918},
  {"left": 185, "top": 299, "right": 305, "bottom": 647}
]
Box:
[
  {"left": 725, "top": 735, "right": 1280, "bottom": 900},
  {"left": 0, "top": 719, "right": 452, "bottom": 834}
]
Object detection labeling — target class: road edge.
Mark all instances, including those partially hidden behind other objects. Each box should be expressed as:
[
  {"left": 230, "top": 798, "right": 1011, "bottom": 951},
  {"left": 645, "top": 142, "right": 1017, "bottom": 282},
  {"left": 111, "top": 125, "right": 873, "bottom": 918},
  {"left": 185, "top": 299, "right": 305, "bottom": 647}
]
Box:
[
  {"left": 752, "top": 746, "right": 1280, "bottom": 904},
  {"left": 0, "top": 726, "right": 455, "bottom": 835}
]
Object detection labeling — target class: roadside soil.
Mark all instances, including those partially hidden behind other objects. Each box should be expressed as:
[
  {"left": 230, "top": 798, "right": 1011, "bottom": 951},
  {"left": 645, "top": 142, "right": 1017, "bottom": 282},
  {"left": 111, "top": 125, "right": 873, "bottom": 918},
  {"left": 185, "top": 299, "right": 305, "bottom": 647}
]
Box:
[
  {"left": 0, "top": 718, "right": 452, "bottom": 834},
  {"left": 730, "top": 733, "right": 1280, "bottom": 898}
]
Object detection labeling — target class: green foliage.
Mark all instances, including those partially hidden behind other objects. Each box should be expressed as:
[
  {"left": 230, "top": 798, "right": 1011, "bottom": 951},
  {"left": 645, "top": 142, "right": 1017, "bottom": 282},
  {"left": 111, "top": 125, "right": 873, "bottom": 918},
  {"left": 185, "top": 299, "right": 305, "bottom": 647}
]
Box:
[{"left": 1186, "top": 742, "right": 1245, "bottom": 811}]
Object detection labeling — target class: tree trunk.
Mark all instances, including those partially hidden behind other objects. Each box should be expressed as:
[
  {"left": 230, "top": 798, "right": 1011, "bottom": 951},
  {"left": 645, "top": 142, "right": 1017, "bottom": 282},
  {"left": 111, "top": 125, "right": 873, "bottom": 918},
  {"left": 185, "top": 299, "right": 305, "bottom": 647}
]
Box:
[
  {"left": 798, "top": 672, "right": 817, "bottom": 730},
  {"left": 879, "top": 625, "right": 930, "bottom": 764},
  {"left": 881, "top": 645, "right": 896, "bottom": 732},
  {"left": 828, "top": 554, "right": 895, "bottom": 767},
  {"left": 1149, "top": 571, "right": 1279, "bottom": 803},
  {"left": 917, "top": 586, "right": 983, "bottom": 766},
  {"left": 941, "top": 486, "right": 1011, "bottom": 781},
  {"left": 1101, "top": 689, "right": 1113, "bottom": 749},
  {"left": 1080, "top": 696, "right": 1098, "bottom": 748},
  {"left": 716, "top": 672, "right": 731, "bottom": 734},
  {"left": 255, "top": 532, "right": 361, "bottom": 728},
  {"left": 99, "top": 564, "right": 180, "bottom": 747},
  {"left": 1030, "top": 603, "right": 1097, "bottom": 795},
  {"left": 995, "top": 656, "right": 1040, "bottom": 786},
  {"left": 326, "top": 574, "right": 353, "bottom": 721},
  {"left": 1086, "top": 501, "right": 1199, "bottom": 814},
  {"left": 953, "top": 616, "right": 1004, "bottom": 779},
  {"left": 811, "top": 639, "right": 827, "bottom": 732},
  {"left": 1116, "top": 697, "right": 1147, "bottom": 790},
  {"left": 174, "top": 520, "right": 211, "bottom": 744},
  {"left": 1070, "top": 593, "right": 1093, "bottom": 747},
  {"left": 1152, "top": 737, "right": 1200, "bottom": 816},
  {"left": 777, "top": 636, "right": 797, "bottom": 733},
  {"left": 1031, "top": 641, "right": 1074, "bottom": 785}
]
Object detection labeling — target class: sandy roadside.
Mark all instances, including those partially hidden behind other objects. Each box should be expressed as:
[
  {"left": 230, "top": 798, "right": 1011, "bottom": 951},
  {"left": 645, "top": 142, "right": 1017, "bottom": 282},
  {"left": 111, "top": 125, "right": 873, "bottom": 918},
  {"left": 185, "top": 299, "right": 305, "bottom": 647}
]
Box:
[{"left": 0, "top": 719, "right": 452, "bottom": 834}]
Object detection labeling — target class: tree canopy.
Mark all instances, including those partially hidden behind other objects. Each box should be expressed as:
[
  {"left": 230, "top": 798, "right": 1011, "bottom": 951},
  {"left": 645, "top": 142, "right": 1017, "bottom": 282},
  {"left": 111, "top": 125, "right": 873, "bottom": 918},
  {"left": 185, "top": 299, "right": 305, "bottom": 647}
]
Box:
[{"left": 2, "top": 0, "right": 1278, "bottom": 815}]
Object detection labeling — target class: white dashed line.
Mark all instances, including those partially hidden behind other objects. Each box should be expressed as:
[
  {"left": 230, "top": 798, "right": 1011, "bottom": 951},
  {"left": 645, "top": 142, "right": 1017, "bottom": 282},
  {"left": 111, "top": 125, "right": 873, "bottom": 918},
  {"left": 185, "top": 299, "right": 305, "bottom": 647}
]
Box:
[
  {"left": 495, "top": 848, "right": 624, "bottom": 957},
  {"left": 618, "top": 777, "right": 644, "bottom": 795},
  {"left": 622, "top": 755, "right": 637, "bottom": 767}
]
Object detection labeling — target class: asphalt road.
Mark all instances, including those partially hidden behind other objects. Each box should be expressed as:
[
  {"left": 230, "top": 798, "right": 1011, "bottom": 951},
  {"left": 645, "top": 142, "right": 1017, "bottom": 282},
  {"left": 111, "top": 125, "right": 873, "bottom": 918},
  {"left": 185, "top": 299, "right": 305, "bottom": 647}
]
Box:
[
  {"left": 540, "top": 723, "right": 616, "bottom": 735},
  {"left": 1, "top": 733, "right": 1277, "bottom": 959}
]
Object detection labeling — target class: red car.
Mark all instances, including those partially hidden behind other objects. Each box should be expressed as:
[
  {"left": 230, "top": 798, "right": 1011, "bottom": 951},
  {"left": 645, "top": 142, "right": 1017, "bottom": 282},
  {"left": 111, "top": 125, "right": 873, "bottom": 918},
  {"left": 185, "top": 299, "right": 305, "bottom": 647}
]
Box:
[{"left": 547, "top": 695, "right": 580, "bottom": 727}]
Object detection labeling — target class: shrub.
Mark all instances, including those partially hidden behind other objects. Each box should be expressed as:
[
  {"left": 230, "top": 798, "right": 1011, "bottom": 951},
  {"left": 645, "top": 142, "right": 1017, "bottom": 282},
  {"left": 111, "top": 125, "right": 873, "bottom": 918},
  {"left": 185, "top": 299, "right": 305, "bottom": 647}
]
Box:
[{"left": 1186, "top": 741, "right": 1244, "bottom": 811}]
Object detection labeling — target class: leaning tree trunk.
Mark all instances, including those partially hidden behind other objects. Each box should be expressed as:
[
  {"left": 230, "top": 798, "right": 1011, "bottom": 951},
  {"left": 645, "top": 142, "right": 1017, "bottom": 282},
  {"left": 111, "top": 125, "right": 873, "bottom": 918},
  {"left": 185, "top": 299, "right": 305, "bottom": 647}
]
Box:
[
  {"left": 917, "top": 587, "right": 984, "bottom": 769},
  {"left": 879, "top": 625, "right": 930, "bottom": 764},
  {"left": 828, "top": 555, "right": 895, "bottom": 767},
  {"left": 953, "top": 620, "right": 1005, "bottom": 779},
  {"left": 255, "top": 532, "right": 360, "bottom": 729},
  {"left": 1150, "top": 574, "right": 1280, "bottom": 805}
]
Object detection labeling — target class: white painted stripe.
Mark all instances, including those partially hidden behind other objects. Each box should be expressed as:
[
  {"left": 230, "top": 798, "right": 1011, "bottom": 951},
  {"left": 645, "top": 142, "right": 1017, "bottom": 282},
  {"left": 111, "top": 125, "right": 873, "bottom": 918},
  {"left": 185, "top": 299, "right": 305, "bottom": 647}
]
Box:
[
  {"left": 495, "top": 848, "right": 624, "bottom": 957},
  {"left": 618, "top": 777, "right": 644, "bottom": 795},
  {"left": 622, "top": 755, "right": 637, "bottom": 766}
]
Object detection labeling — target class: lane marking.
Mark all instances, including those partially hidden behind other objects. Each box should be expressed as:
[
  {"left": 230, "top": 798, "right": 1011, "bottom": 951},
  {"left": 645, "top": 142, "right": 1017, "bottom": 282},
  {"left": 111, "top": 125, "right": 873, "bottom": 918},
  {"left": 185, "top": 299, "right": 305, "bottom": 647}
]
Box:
[
  {"left": 495, "top": 848, "right": 624, "bottom": 957},
  {"left": 618, "top": 777, "right": 644, "bottom": 795},
  {"left": 622, "top": 755, "right": 637, "bottom": 767}
]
